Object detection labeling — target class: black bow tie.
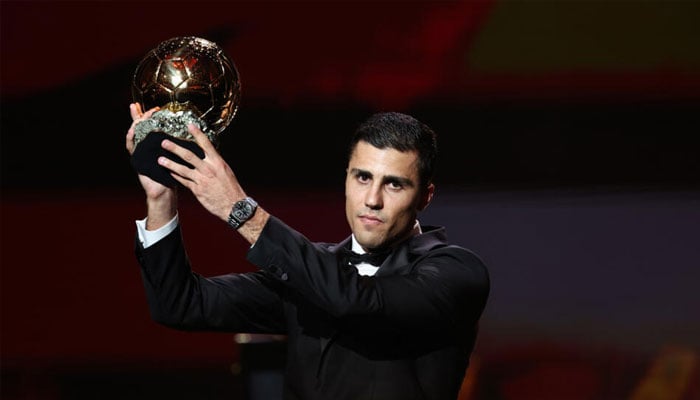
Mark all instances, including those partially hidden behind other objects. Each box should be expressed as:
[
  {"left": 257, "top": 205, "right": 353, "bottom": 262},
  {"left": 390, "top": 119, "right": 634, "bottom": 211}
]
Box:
[{"left": 341, "top": 248, "right": 391, "bottom": 266}]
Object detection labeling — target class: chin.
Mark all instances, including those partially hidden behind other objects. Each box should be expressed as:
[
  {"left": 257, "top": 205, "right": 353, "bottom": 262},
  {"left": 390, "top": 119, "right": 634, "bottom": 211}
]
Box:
[{"left": 360, "top": 235, "right": 385, "bottom": 250}]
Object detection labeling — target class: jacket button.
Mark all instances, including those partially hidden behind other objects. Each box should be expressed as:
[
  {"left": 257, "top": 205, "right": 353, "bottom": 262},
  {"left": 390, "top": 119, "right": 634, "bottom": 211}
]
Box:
[{"left": 280, "top": 272, "right": 288, "bottom": 281}]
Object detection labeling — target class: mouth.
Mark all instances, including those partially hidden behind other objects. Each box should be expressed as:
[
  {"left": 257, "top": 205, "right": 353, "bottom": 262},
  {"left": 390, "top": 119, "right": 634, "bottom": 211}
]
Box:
[{"left": 358, "top": 214, "right": 383, "bottom": 226}]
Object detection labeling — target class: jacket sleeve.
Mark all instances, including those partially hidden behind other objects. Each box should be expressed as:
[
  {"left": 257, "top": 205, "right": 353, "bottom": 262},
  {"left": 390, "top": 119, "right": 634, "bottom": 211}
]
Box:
[
  {"left": 135, "top": 225, "right": 286, "bottom": 334},
  {"left": 247, "top": 216, "right": 489, "bottom": 335}
]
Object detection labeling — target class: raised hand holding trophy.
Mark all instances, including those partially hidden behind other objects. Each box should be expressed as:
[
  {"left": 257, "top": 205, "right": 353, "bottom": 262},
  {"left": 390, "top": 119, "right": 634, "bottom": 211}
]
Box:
[{"left": 130, "top": 36, "right": 241, "bottom": 187}]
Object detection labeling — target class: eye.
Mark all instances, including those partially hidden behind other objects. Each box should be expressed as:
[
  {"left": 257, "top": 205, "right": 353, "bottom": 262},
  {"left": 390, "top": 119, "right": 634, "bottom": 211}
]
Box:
[
  {"left": 386, "top": 180, "right": 404, "bottom": 191},
  {"left": 356, "top": 172, "right": 371, "bottom": 184}
]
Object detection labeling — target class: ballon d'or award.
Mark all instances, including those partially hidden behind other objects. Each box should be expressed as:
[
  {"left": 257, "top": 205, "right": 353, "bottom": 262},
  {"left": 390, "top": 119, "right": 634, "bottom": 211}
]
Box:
[{"left": 130, "top": 36, "right": 241, "bottom": 186}]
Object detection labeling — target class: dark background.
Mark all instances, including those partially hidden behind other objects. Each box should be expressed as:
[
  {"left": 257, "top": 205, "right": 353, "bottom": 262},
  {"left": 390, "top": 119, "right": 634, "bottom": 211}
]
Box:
[{"left": 2, "top": 1, "right": 699, "bottom": 399}]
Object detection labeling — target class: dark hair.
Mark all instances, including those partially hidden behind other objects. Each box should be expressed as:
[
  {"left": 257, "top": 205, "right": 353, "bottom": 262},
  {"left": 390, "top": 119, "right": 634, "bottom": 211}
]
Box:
[{"left": 348, "top": 112, "right": 438, "bottom": 188}]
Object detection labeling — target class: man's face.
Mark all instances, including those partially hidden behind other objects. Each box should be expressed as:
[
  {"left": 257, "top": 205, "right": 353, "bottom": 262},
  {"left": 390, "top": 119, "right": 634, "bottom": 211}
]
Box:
[{"left": 345, "top": 141, "right": 433, "bottom": 252}]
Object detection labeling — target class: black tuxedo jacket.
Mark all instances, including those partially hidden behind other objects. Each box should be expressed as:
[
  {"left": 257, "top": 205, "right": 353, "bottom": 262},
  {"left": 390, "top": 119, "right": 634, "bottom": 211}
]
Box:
[{"left": 136, "top": 216, "right": 489, "bottom": 400}]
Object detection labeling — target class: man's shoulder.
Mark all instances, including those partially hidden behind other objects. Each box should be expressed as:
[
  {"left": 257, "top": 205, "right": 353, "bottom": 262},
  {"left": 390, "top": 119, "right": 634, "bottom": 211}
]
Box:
[
  {"left": 430, "top": 244, "right": 486, "bottom": 269},
  {"left": 412, "top": 228, "right": 488, "bottom": 276}
]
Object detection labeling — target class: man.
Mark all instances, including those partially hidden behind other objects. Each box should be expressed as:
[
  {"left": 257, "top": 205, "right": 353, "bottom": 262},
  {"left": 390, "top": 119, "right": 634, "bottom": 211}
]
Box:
[{"left": 126, "top": 104, "right": 490, "bottom": 400}]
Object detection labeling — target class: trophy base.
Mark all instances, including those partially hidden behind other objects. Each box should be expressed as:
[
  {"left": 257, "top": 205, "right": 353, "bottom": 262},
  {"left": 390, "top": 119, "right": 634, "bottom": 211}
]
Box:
[{"left": 131, "top": 132, "right": 205, "bottom": 187}]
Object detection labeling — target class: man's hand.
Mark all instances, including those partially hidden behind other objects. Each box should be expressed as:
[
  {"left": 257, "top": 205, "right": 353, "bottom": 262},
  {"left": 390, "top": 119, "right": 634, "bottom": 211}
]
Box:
[
  {"left": 127, "top": 103, "right": 177, "bottom": 230},
  {"left": 127, "top": 103, "right": 172, "bottom": 197},
  {"left": 157, "top": 123, "right": 246, "bottom": 223}
]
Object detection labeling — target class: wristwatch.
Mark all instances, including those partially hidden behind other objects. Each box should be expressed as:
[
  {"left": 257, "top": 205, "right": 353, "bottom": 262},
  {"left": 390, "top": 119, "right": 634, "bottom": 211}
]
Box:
[{"left": 227, "top": 197, "right": 258, "bottom": 229}]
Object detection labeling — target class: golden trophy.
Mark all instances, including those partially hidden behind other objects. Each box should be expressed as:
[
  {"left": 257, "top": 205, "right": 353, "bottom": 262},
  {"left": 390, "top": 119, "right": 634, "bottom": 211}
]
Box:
[{"left": 131, "top": 36, "right": 241, "bottom": 186}]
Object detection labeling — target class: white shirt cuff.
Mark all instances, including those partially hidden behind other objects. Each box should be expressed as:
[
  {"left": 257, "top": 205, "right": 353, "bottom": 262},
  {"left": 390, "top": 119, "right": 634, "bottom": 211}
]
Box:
[{"left": 136, "top": 214, "right": 179, "bottom": 248}]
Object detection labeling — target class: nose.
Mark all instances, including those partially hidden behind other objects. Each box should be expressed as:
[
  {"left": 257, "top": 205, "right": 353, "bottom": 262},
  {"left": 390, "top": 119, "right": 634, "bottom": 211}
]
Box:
[{"left": 364, "top": 183, "right": 383, "bottom": 210}]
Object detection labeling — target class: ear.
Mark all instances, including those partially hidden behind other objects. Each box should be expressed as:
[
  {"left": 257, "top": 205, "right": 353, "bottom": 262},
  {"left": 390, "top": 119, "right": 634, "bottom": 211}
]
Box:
[{"left": 417, "top": 183, "right": 435, "bottom": 211}]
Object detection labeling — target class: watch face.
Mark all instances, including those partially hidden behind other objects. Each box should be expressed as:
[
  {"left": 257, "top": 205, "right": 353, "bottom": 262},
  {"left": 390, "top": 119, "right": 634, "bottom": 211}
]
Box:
[
  {"left": 233, "top": 202, "right": 251, "bottom": 219},
  {"left": 228, "top": 198, "right": 256, "bottom": 229}
]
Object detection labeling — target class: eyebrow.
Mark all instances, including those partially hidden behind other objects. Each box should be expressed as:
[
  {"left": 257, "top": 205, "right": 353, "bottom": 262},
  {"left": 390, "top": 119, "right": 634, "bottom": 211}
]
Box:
[{"left": 349, "top": 168, "right": 415, "bottom": 188}]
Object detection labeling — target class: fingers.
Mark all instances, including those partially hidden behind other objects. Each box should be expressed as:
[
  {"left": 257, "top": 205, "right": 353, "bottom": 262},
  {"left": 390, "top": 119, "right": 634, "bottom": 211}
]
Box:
[
  {"left": 166, "top": 167, "right": 191, "bottom": 189},
  {"left": 127, "top": 104, "right": 143, "bottom": 154},
  {"left": 187, "top": 124, "right": 217, "bottom": 157},
  {"left": 130, "top": 103, "right": 159, "bottom": 122},
  {"left": 126, "top": 105, "right": 139, "bottom": 154},
  {"left": 129, "top": 103, "right": 143, "bottom": 120},
  {"left": 159, "top": 139, "right": 202, "bottom": 178},
  {"left": 126, "top": 127, "right": 135, "bottom": 154},
  {"left": 158, "top": 128, "right": 220, "bottom": 185},
  {"left": 127, "top": 103, "right": 162, "bottom": 154},
  {"left": 142, "top": 106, "right": 159, "bottom": 119},
  {"left": 156, "top": 151, "right": 199, "bottom": 191}
]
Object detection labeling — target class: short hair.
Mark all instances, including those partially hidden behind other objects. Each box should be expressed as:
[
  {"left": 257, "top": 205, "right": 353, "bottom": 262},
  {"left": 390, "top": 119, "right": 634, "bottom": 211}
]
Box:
[{"left": 348, "top": 112, "right": 438, "bottom": 188}]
